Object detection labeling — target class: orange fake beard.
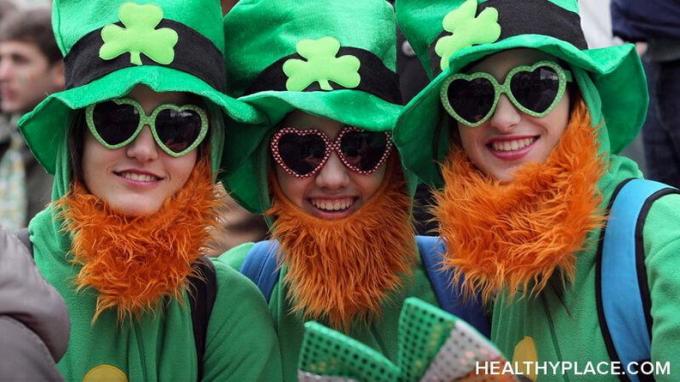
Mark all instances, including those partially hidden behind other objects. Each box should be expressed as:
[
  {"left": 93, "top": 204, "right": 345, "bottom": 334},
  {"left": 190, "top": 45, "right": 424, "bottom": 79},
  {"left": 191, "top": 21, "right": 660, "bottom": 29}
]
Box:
[
  {"left": 434, "top": 99, "right": 605, "bottom": 303},
  {"left": 58, "top": 158, "right": 222, "bottom": 321},
  {"left": 267, "top": 157, "right": 416, "bottom": 331}
]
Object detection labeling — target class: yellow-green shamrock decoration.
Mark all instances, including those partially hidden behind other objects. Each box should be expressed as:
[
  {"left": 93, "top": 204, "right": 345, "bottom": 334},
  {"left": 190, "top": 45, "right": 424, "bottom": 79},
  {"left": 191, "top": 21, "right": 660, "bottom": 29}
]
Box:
[
  {"left": 434, "top": 0, "right": 501, "bottom": 71},
  {"left": 99, "top": 2, "right": 179, "bottom": 66},
  {"left": 283, "top": 37, "right": 361, "bottom": 91}
]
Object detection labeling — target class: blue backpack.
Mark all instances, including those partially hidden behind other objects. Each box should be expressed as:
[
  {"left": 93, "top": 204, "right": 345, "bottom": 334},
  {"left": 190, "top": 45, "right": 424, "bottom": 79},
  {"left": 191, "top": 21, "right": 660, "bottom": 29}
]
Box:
[
  {"left": 596, "top": 179, "right": 678, "bottom": 382},
  {"left": 240, "top": 235, "right": 491, "bottom": 337}
]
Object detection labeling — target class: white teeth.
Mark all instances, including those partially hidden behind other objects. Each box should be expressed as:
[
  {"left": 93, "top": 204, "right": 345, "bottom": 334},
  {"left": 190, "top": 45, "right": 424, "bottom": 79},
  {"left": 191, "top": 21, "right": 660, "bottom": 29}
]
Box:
[
  {"left": 310, "top": 198, "right": 354, "bottom": 212},
  {"left": 120, "top": 172, "right": 158, "bottom": 182},
  {"left": 492, "top": 138, "right": 535, "bottom": 152}
]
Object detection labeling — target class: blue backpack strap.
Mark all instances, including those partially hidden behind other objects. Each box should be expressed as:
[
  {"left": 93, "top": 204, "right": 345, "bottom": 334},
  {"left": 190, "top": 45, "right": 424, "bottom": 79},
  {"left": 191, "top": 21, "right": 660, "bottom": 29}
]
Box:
[
  {"left": 596, "top": 178, "right": 678, "bottom": 382},
  {"left": 240, "top": 240, "right": 281, "bottom": 303},
  {"left": 417, "top": 235, "right": 491, "bottom": 337}
]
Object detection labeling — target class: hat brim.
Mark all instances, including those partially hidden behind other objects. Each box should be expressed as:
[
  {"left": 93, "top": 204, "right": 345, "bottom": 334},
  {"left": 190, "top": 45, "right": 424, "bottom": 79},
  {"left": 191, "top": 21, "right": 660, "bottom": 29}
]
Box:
[
  {"left": 222, "top": 90, "right": 403, "bottom": 213},
  {"left": 395, "top": 36, "right": 646, "bottom": 187},
  {"left": 18, "top": 66, "right": 264, "bottom": 175}
]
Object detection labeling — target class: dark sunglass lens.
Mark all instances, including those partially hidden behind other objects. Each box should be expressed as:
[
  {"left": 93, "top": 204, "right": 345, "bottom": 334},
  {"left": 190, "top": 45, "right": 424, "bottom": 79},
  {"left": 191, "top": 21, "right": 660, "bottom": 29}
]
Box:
[
  {"left": 277, "top": 133, "right": 327, "bottom": 176},
  {"left": 339, "top": 130, "right": 388, "bottom": 172},
  {"left": 155, "top": 109, "right": 203, "bottom": 153},
  {"left": 92, "top": 101, "right": 139, "bottom": 145},
  {"left": 510, "top": 66, "right": 560, "bottom": 113},
  {"left": 447, "top": 78, "right": 495, "bottom": 123}
]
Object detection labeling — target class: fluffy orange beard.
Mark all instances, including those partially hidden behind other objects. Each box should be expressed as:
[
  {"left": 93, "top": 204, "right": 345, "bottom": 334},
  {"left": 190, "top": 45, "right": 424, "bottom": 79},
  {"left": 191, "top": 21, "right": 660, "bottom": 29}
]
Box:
[
  {"left": 267, "top": 157, "right": 417, "bottom": 331},
  {"left": 434, "top": 99, "right": 605, "bottom": 303},
  {"left": 57, "top": 158, "right": 222, "bottom": 321}
]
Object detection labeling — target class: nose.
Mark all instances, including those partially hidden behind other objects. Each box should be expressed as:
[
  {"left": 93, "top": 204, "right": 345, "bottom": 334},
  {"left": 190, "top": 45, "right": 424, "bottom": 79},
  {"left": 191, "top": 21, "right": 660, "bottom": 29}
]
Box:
[
  {"left": 0, "top": 58, "right": 11, "bottom": 81},
  {"left": 315, "top": 152, "right": 350, "bottom": 191},
  {"left": 125, "top": 126, "right": 159, "bottom": 162},
  {"left": 488, "top": 95, "right": 521, "bottom": 133}
]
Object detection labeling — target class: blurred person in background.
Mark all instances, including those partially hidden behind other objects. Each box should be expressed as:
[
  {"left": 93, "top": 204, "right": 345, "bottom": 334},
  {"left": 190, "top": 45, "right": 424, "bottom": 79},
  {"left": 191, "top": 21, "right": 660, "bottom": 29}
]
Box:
[
  {"left": 0, "top": 5, "right": 61, "bottom": 228},
  {"left": 0, "top": 2, "right": 69, "bottom": 381},
  {"left": 581, "top": 0, "right": 647, "bottom": 171},
  {"left": 612, "top": 0, "right": 680, "bottom": 187}
]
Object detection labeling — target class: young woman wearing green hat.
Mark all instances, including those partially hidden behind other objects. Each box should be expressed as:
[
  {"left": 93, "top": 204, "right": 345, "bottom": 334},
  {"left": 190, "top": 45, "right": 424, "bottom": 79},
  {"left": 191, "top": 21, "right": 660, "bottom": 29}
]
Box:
[
  {"left": 15, "top": 1, "right": 281, "bottom": 381},
  {"left": 395, "top": 0, "right": 680, "bottom": 380},
  {"left": 219, "top": 0, "right": 489, "bottom": 380}
]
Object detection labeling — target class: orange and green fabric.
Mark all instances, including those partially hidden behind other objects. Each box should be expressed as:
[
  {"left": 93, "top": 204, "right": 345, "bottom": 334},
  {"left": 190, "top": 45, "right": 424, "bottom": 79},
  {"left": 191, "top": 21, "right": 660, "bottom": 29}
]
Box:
[
  {"left": 31, "top": 209, "right": 280, "bottom": 381},
  {"left": 394, "top": 0, "right": 647, "bottom": 186},
  {"left": 225, "top": 244, "right": 448, "bottom": 382},
  {"left": 395, "top": 1, "right": 680, "bottom": 381},
  {"left": 220, "top": 0, "right": 409, "bottom": 214},
  {"left": 18, "top": 0, "right": 280, "bottom": 380}
]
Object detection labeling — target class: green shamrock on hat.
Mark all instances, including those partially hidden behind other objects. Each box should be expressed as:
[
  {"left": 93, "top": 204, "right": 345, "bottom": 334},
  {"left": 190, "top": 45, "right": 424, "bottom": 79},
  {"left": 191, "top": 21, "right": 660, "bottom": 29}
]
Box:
[
  {"left": 435, "top": 0, "right": 501, "bottom": 71},
  {"left": 283, "top": 37, "right": 361, "bottom": 91},
  {"left": 99, "top": 2, "right": 179, "bottom": 66}
]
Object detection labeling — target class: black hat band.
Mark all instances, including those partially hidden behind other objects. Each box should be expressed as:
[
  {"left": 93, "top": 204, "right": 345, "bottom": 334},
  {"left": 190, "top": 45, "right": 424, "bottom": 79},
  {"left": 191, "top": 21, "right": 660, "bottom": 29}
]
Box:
[
  {"left": 64, "top": 19, "right": 226, "bottom": 92},
  {"left": 429, "top": 0, "right": 588, "bottom": 75},
  {"left": 245, "top": 47, "right": 402, "bottom": 105}
]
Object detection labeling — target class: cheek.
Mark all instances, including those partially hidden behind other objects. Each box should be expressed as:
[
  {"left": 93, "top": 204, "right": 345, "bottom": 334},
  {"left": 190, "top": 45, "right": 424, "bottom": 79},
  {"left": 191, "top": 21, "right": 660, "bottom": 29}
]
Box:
[
  {"left": 353, "top": 164, "right": 387, "bottom": 201},
  {"left": 543, "top": 97, "right": 571, "bottom": 145},
  {"left": 82, "top": 134, "right": 107, "bottom": 189},
  {"left": 457, "top": 125, "right": 484, "bottom": 160},
  {"left": 167, "top": 152, "right": 198, "bottom": 186},
  {"left": 23, "top": 61, "right": 50, "bottom": 81},
  {"left": 275, "top": 166, "right": 309, "bottom": 208}
]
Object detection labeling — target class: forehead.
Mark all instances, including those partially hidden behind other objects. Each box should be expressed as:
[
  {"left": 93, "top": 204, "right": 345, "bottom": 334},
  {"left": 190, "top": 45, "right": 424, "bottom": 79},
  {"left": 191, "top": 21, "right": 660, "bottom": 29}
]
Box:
[
  {"left": 467, "top": 49, "right": 558, "bottom": 79},
  {"left": 125, "top": 85, "right": 190, "bottom": 112},
  {"left": 280, "top": 110, "right": 344, "bottom": 138}
]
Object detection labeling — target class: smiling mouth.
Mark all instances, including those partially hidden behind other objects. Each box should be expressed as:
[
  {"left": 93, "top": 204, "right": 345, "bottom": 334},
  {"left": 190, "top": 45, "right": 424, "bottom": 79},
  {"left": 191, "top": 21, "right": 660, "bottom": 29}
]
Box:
[
  {"left": 309, "top": 197, "right": 356, "bottom": 212},
  {"left": 488, "top": 137, "right": 539, "bottom": 152},
  {"left": 115, "top": 171, "right": 162, "bottom": 182}
]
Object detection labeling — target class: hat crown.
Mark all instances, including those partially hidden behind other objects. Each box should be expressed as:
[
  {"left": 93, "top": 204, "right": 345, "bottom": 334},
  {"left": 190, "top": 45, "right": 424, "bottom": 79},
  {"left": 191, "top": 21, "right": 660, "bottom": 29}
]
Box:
[
  {"left": 223, "top": 0, "right": 397, "bottom": 97},
  {"left": 397, "top": 0, "right": 583, "bottom": 78},
  {"left": 53, "top": 0, "right": 224, "bottom": 56}
]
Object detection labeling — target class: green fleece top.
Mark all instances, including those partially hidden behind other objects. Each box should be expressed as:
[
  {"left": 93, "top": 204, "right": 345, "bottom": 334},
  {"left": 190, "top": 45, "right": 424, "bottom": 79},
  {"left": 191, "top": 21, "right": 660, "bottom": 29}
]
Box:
[
  {"left": 224, "top": 243, "right": 443, "bottom": 382},
  {"left": 29, "top": 208, "right": 282, "bottom": 382},
  {"left": 491, "top": 156, "right": 680, "bottom": 382}
]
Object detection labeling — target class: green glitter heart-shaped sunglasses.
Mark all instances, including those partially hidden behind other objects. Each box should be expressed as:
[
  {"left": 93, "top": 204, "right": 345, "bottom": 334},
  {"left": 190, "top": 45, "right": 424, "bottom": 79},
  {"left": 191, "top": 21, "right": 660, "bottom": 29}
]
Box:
[
  {"left": 85, "top": 97, "right": 209, "bottom": 157},
  {"left": 440, "top": 60, "right": 573, "bottom": 127}
]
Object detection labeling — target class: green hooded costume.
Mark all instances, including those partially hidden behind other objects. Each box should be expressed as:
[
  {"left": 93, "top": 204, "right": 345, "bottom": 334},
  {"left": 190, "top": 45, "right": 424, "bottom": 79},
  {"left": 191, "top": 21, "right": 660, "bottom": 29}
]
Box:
[
  {"left": 17, "top": 1, "right": 281, "bottom": 380},
  {"left": 395, "top": 0, "right": 680, "bottom": 380},
  {"left": 219, "top": 1, "right": 488, "bottom": 381}
]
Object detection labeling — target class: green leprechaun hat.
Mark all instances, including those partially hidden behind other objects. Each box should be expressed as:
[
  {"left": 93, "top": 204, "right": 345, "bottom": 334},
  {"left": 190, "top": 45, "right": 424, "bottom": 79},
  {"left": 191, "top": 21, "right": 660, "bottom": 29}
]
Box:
[
  {"left": 394, "top": 0, "right": 648, "bottom": 186},
  {"left": 18, "top": 0, "right": 264, "bottom": 179},
  {"left": 220, "top": 0, "right": 406, "bottom": 213},
  {"left": 297, "top": 298, "right": 514, "bottom": 381}
]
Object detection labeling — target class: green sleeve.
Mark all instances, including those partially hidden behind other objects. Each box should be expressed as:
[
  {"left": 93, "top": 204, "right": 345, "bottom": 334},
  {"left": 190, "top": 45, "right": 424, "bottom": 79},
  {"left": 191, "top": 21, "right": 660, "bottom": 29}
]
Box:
[
  {"left": 643, "top": 193, "right": 680, "bottom": 381},
  {"left": 203, "top": 258, "right": 282, "bottom": 381},
  {"left": 220, "top": 242, "right": 255, "bottom": 270}
]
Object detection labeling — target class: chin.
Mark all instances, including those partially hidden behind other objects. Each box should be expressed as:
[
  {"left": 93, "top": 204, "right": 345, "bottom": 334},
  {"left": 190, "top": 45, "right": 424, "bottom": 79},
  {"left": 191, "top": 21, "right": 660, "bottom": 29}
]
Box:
[{"left": 109, "top": 201, "right": 161, "bottom": 217}]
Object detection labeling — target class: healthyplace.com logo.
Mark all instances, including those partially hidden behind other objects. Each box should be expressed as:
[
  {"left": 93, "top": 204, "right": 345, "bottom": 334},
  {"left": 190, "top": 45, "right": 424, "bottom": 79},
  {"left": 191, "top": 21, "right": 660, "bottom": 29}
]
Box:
[{"left": 476, "top": 361, "right": 671, "bottom": 377}]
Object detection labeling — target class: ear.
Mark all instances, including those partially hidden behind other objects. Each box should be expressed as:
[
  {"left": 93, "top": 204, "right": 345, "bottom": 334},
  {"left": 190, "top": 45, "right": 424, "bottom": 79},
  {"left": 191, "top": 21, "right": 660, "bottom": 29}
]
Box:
[{"left": 50, "top": 60, "right": 65, "bottom": 89}]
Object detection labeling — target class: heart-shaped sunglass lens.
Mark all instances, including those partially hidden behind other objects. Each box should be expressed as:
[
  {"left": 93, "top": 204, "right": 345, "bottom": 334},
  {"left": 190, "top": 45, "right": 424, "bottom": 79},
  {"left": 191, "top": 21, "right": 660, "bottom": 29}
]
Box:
[
  {"left": 277, "top": 132, "right": 327, "bottom": 176},
  {"left": 339, "top": 131, "right": 388, "bottom": 172},
  {"left": 447, "top": 78, "right": 495, "bottom": 124},
  {"left": 156, "top": 109, "right": 203, "bottom": 153},
  {"left": 92, "top": 101, "right": 139, "bottom": 145},
  {"left": 510, "top": 66, "right": 560, "bottom": 114}
]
